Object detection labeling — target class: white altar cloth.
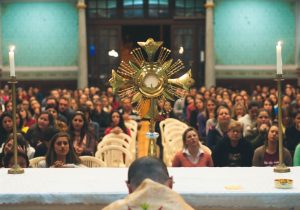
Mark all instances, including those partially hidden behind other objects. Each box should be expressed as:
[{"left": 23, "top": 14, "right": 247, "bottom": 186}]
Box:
[{"left": 0, "top": 167, "right": 299, "bottom": 210}]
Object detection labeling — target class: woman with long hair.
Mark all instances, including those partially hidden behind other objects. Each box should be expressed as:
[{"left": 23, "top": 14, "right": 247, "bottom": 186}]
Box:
[
  {"left": 25, "top": 111, "right": 57, "bottom": 149},
  {"left": 38, "top": 132, "right": 81, "bottom": 168},
  {"left": 104, "top": 110, "right": 131, "bottom": 136},
  {"left": 197, "top": 98, "right": 217, "bottom": 140},
  {"left": 68, "top": 111, "right": 97, "bottom": 156},
  {"left": 252, "top": 123, "right": 292, "bottom": 167}
]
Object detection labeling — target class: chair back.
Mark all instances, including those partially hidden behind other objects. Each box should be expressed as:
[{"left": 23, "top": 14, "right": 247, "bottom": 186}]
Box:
[
  {"left": 95, "top": 145, "right": 132, "bottom": 167},
  {"left": 159, "top": 118, "right": 188, "bottom": 145},
  {"left": 159, "top": 118, "right": 188, "bottom": 164},
  {"left": 125, "top": 120, "right": 138, "bottom": 156},
  {"left": 29, "top": 156, "right": 46, "bottom": 168},
  {"left": 79, "top": 156, "right": 106, "bottom": 167},
  {"left": 98, "top": 133, "right": 135, "bottom": 158}
]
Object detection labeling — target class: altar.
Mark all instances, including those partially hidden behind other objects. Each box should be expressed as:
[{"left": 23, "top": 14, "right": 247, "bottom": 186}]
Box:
[{"left": 0, "top": 167, "right": 299, "bottom": 210}]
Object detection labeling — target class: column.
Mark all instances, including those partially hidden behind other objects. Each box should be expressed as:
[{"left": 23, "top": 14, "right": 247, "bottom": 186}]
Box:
[
  {"left": 204, "top": 0, "right": 215, "bottom": 88},
  {"left": 77, "top": 0, "right": 88, "bottom": 89},
  {"left": 296, "top": 0, "right": 300, "bottom": 86}
]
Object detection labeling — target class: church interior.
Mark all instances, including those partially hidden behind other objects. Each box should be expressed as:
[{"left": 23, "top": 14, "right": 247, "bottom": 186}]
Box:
[{"left": 0, "top": 0, "right": 300, "bottom": 210}]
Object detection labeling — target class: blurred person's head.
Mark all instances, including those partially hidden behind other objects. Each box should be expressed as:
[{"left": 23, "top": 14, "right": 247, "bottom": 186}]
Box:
[
  {"left": 5, "top": 100, "right": 13, "bottom": 112},
  {"left": 3, "top": 151, "right": 29, "bottom": 168},
  {"left": 37, "top": 111, "right": 55, "bottom": 131},
  {"left": 256, "top": 109, "right": 271, "bottom": 130},
  {"left": 122, "top": 98, "right": 132, "bottom": 112},
  {"left": 247, "top": 101, "right": 259, "bottom": 120},
  {"left": 282, "top": 95, "right": 291, "bottom": 108},
  {"left": 227, "top": 121, "right": 243, "bottom": 145},
  {"left": 58, "top": 97, "right": 69, "bottom": 113},
  {"left": 3, "top": 133, "right": 28, "bottom": 156},
  {"left": 126, "top": 157, "right": 172, "bottom": 193},
  {"left": 45, "top": 104, "right": 59, "bottom": 120},
  {"left": 0, "top": 111, "right": 13, "bottom": 133},
  {"left": 265, "top": 124, "right": 279, "bottom": 146}
]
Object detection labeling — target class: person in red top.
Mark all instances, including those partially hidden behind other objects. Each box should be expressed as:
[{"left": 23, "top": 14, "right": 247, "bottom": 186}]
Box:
[
  {"left": 105, "top": 111, "right": 131, "bottom": 136},
  {"left": 172, "top": 127, "right": 214, "bottom": 167}
]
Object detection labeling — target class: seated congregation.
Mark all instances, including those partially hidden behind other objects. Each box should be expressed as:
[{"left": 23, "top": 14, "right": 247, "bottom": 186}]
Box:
[{"left": 0, "top": 84, "right": 299, "bottom": 168}]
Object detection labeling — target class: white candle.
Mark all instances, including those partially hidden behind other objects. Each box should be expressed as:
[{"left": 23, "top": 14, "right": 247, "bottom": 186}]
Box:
[
  {"left": 276, "top": 41, "right": 282, "bottom": 75},
  {"left": 9, "top": 46, "right": 16, "bottom": 77}
]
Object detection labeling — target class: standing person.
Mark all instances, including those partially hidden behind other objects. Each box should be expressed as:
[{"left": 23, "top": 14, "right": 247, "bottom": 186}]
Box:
[
  {"left": 212, "top": 121, "right": 253, "bottom": 167},
  {"left": 172, "top": 127, "right": 213, "bottom": 167},
  {"left": 103, "top": 157, "right": 194, "bottom": 210},
  {"left": 68, "top": 111, "right": 97, "bottom": 156},
  {"left": 252, "top": 124, "right": 292, "bottom": 167},
  {"left": 38, "top": 132, "right": 82, "bottom": 168}
]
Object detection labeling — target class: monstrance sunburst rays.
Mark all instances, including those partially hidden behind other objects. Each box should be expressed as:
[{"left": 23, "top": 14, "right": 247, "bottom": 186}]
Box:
[{"left": 109, "top": 38, "right": 194, "bottom": 119}]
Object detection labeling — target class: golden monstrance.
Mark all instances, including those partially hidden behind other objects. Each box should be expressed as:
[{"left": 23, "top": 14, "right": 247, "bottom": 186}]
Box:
[{"left": 109, "top": 38, "right": 194, "bottom": 156}]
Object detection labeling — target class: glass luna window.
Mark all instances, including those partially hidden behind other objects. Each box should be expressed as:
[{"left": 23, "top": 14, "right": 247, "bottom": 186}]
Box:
[
  {"left": 87, "top": 0, "right": 117, "bottom": 18},
  {"left": 149, "top": 0, "right": 169, "bottom": 18},
  {"left": 175, "top": 0, "right": 205, "bottom": 17},
  {"left": 123, "top": 0, "right": 144, "bottom": 18}
]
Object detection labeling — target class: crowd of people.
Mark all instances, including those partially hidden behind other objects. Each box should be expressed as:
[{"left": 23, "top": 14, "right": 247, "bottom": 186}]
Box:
[{"left": 0, "top": 83, "right": 300, "bottom": 168}]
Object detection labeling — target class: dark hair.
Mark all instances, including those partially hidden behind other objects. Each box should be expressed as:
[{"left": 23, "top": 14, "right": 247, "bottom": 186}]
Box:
[
  {"left": 291, "top": 108, "right": 300, "bottom": 119},
  {"left": 38, "top": 111, "right": 55, "bottom": 127},
  {"left": 45, "top": 104, "right": 58, "bottom": 113},
  {"left": 46, "top": 132, "right": 80, "bottom": 167},
  {"left": 0, "top": 133, "right": 29, "bottom": 162},
  {"left": 0, "top": 111, "right": 12, "bottom": 125},
  {"left": 110, "top": 110, "right": 128, "bottom": 134},
  {"left": 248, "top": 100, "right": 259, "bottom": 110},
  {"left": 127, "top": 157, "right": 170, "bottom": 189},
  {"left": 203, "top": 98, "right": 217, "bottom": 119},
  {"left": 264, "top": 122, "right": 279, "bottom": 148},
  {"left": 3, "top": 151, "right": 29, "bottom": 168},
  {"left": 69, "top": 111, "right": 88, "bottom": 142},
  {"left": 214, "top": 102, "right": 231, "bottom": 120},
  {"left": 263, "top": 98, "right": 275, "bottom": 120}
]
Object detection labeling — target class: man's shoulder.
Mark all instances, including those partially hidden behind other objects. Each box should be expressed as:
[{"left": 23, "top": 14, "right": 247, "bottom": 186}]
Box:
[{"left": 102, "top": 179, "right": 194, "bottom": 210}]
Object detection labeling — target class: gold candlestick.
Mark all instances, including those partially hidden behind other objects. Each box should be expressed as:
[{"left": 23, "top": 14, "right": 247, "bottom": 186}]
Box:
[
  {"left": 8, "top": 76, "right": 24, "bottom": 174},
  {"left": 273, "top": 73, "right": 290, "bottom": 173}
]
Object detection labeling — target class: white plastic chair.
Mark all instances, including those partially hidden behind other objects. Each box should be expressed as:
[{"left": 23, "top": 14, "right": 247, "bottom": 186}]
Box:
[
  {"left": 97, "top": 134, "right": 131, "bottom": 151},
  {"left": 29, "top": 156, "right": 46, "bottom": 168},
  {"left": 95, "top": 145, "right": 133, "bottom": 167},
  {"left": 125, "top": 120, "right": 138, "bottom": 156},
  {"left": 159, "top": 118, "right": 188, "bottom": 146},
  {"left": 79, "top": 156, "right": 106, "bottom": 167}
]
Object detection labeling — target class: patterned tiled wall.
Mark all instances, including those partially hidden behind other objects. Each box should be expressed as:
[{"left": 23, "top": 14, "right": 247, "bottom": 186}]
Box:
[
  {"left": 1, "top": 2, "right": 78, "bottom": 67},
  {"left": 215, "top": 0, "right": 295, "bottom": 65}
]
